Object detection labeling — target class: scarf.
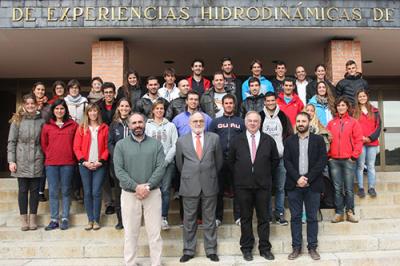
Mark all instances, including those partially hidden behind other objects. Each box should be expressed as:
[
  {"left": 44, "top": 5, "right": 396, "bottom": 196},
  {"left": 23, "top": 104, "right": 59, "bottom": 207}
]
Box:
[
  {"left": 316, "top": 95, "right": 328, "bottom": 105},
  {"left": 36, "top": 96, "right": 48, "bottom": 110},
  {"left": 87, "top": 91, "right": 104, "bottom": 103},
  {"left": 64, "top": 94, "right": 88, "bottom": 106}
]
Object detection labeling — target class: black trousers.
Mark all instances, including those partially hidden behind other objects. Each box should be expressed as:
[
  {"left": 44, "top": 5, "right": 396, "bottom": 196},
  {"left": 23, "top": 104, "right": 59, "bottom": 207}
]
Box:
[
  {"left": 236, "top": 187, "right": 272, "bottom": 253},
  {"left": 18, "top": 177, "right": 40, "bottom": 215},
  {"left": 216, "top": 161, "right": 240, "bottom": 221}
]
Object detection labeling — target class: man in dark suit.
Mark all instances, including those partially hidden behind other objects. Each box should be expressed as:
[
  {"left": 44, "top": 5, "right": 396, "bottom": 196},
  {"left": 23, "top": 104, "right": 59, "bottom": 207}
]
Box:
[
  {"left": 176, "top": 111, "right": 223, "bottom": 263},
  {"left": 284, "top": 112, "right": 327, "bottom": 261},
  {"left": 228, "top": 111, "right": 280, "bottom": 261}
]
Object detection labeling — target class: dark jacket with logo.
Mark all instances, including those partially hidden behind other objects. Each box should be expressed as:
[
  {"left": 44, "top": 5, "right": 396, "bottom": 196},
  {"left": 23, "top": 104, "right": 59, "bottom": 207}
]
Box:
[
  {"left": 336, "top": 73, "right": 368, "bottom": 106},
  {"left": 209, "top": 114, "right": 245, "bottom": 158}
]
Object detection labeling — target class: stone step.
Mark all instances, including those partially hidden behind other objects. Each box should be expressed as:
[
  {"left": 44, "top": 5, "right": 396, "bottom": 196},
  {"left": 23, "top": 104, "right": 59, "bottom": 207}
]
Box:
[
  {"left": 1, "top": 218, "right": 400, "bottom": 241},
  {"left": 1, "top": 233, "right": 399, "bottom": 259},
  {"left": 4, "top": 205, "right": 400, "bottom": 227}
]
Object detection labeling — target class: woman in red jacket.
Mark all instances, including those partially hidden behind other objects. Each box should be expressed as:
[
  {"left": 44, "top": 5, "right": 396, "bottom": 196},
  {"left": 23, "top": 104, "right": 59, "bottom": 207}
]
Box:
[
  {"left": 41, "top": 99, "right": 78, "bottom": 230},
  {"left": 353, "top": 89, "right": 381, "bottom": 198},
  {"left": 73, "top": 103, "right": 109, "bottom": 230},
  {"left": 327, "top": 96, "right": 363, "bottom": 224}
]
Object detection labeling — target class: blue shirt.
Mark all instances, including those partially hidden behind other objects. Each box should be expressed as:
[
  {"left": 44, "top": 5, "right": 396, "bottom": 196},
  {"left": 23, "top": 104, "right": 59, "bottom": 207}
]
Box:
[{"left": 172, "top": 111, "right": 212, "bottom": 137}]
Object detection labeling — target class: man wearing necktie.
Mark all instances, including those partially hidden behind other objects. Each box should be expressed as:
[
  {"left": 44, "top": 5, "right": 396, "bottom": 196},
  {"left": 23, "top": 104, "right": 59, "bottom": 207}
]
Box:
[
  {"left": 176, "top": 111, "right": 223, "bottom": 263},
  {"left": 228, "top": 111, "right": 280, "bottom": 261}
]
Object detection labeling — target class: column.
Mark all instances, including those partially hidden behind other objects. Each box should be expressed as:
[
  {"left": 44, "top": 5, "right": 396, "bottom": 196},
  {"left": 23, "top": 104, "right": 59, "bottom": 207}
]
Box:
[
  {"left": 324, "top": 40, "right": 362, "bottom": 85},
  {"left": 91, "top": 40, "right": 129, "bottom": 89}
]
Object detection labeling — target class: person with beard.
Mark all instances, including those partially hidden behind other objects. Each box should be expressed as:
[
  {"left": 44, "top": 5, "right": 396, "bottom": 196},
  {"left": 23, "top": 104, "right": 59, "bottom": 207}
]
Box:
[
  {"left": 220, "top": 57, "right": 242, "bottom": 107},
  {"left": 284, "top": 112, "right": 327, "bottom": 261},
  {"left": 187, "top": 59, "right": 210, "bottom": 95},
  {"left": 134, "top": 76, "right": 169, "bottom": 118},
  {"left": 165, "top": 79, "right": 190, "bottom": 121},
  {"left": 113, "top": 112, "right": 166, "bottom": 266},
  {"left": 176, "top": 111, "right": 223, "bottom": 263},
  {"left": 260, "top": 92, "right": 293, "bottom": 226}
]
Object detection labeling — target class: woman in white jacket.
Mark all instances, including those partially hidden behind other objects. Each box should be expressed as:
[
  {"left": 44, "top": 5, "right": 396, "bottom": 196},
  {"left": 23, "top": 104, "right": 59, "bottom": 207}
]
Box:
[{"left": 145, "top": 99, "right": 178, "bottom": 230}]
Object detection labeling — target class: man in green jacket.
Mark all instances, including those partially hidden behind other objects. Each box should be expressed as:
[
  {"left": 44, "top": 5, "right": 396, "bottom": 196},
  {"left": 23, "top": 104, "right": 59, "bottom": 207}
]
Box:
[{"left": 113, "top": 112, "right": 166, "bottom": 266}]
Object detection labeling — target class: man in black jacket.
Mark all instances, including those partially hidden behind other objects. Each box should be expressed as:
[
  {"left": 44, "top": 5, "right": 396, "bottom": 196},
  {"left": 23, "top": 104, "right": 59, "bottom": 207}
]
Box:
[
  {"left": 200, "top": 71, "right": 229, "bottom": 119},
  {"left": 240, "top": 77, "right": 264, "bottom": 118},
  {"left": 336, "top": 60, "right": 368, "bottom": 106},
  {"left": 165, "top": 79, "right": 189, "bottom": 121},
  {"left": 134, "top": 76, "right": 169, "bottom": 118},
  {"left": 210, "top": 94, "right": 245, "bottom": 227},
  {"left": 284, "top": 112, "right": 327, "bottom": 261},
  {"left": 228, "top": 111, "right": 279, "bottom": 262}
]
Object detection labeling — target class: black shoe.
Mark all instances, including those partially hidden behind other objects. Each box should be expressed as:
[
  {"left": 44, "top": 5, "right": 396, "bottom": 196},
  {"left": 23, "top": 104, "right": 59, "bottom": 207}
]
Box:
[
  {"left": 38, "top": 193, "right": 47, "bottom": 202},
  {"left": 179, "top": 254, "right": 194, "bottom": 263},
  {"left": 260, "top": 250, "right": 275, "bottom": 260},
  {"left": 115, "top": 209, "right": 123, "bottom": 230},
  {"left": 206, "top": 254, "right": 219, "bottom": 262},
  {"left": 275, "top": 213, "right": 288, "bottom": 226},
  {"left": 357, "top": 188, "right": 366, "bottom": 198},
  {"left": 242, "top": 251, "right": 253, "bottom": 261},
  {"left": 368, "top": 188, "right": 377, "bottom": 197},
  {"left": 105, "top": 206, "right": 115, "bottom": 215},
  {"left": 45, "top": 220, "right": 59, "bottom": 231}
]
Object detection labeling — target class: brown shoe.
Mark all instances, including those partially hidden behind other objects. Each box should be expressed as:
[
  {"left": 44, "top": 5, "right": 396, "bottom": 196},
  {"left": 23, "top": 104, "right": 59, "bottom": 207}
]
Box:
[
  {"left": 346, "top": 210, "right": 359, "bottom": 223},
  {"left": 288, "top": 248, "right": 301, "bottom": 260},
  {"left": 93, "top": 221, "right": 101, "bottom": 230},
  {"left": 20, "top": 214, "right": 29, "bottom": 231},
  {"left": 85, "top": 221, "right": 93, "bottom": 231},
  {"left": 331, "top": 214, "right": 344, "bottom": 223},
  {"left": 28, "top": 214, "right": 37, "bottom": 230},
  {"left": 308, "top": 249, "right": 320, "bottom": 260}
]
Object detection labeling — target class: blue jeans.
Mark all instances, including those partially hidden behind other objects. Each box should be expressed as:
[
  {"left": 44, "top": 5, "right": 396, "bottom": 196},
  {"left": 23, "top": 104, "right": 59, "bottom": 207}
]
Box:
[
  {"left": 46, "top": 165, "right": 74, "bottom": 221},
  {"left": 329, "top": 159, "right": 356, "bottom": 214},
  {"left": 268, "top": 158, "right": 286, "bottom": 217},
  {"left": 79, "top": 165, "right": 106, "bottom": 223},
  {"left": 287, "top": 187, "right": 320, "bottom": 249},
  {"left": 356, "top": 146, "right": 378, "bottom": 189},
  {"left": 161, "top": 163, "right": 175, "bottom": 218}
]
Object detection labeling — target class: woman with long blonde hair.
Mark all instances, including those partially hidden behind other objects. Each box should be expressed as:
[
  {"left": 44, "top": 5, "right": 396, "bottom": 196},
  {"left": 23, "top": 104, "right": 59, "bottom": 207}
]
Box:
[
  {"left": 8, "top": 94, "right": 45, "bottom": 231},
  {"left": 73, "top": 103, "right": 109, "bottom": 230}
]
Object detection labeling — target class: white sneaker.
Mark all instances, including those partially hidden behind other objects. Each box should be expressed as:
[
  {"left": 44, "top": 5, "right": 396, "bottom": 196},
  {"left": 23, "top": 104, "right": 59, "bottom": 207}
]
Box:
[
  {"left": 215, "top": 219, "right": 222, "bottom": 227},
  {"left": 161, "top": 217, "right": 170, "bottom": 230},
  {"left": 235, "top": 218, "right": 241, "bottom": 226}
]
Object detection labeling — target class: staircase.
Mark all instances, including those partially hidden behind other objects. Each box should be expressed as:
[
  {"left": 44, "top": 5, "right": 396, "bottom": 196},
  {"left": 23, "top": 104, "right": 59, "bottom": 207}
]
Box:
[{"left": 1, "top": 172, "right": 400, "bottom": 265}]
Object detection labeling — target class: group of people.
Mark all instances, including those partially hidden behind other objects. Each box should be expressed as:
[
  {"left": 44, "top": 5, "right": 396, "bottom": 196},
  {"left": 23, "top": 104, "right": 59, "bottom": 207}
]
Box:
[{"left": 7, "top": 57, "right": 381, "bottom": 265}]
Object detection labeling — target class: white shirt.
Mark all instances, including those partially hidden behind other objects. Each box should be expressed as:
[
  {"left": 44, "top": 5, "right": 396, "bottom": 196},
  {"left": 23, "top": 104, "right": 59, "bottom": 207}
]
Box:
[
  {"left": 296, "top": 79, "right": 308, "bottom": 105},
  {"left": 159, "top": 83, "right": 180, "bottom": 102},
  {"left": 191, "top": 131, "right": 204, "bottom": 150},
  {"left": 246, "top": 130, "right": 260, "bottom": 154}
]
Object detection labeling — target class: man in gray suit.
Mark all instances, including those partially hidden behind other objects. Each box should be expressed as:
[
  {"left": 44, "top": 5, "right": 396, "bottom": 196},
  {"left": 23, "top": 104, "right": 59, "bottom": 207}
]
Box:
[{"left": 176, "top": 111, "right": 223, "bottom": 263}]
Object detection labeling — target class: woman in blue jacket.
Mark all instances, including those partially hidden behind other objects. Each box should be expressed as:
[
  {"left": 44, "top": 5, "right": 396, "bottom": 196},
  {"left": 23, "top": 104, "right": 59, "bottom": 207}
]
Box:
[{"left": 308, "top": 81, "right": 336, "bottom": 127}]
